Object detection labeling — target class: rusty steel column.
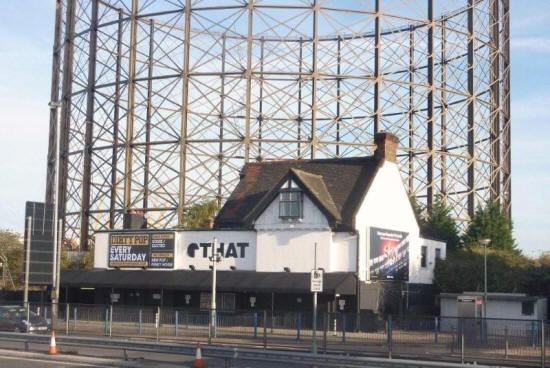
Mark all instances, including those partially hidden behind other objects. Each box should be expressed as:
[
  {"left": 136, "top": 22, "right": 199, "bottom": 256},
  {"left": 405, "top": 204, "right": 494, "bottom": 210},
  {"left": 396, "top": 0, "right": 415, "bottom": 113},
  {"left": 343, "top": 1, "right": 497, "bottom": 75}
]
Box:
[
  {"left": 123, "top": 0, "right": 139, "bottom": 213},
  {"left": 408, "top": 26, "right": 415, "bottom": 193},
  {"left": 243, "top": 1, "right": 254, "bottom": 162},
  {"left": 258, "top": 36, "right": 264, "bottom": 160},
  {"left": 336, "top": 36, "right": 342, "bottom": 157},
  {"left": 297, "top": 37, "right": 303, "bottom": 158},
  {"left": 373, "top": 0, "right": 380, "bottom": 134},
  {"left": 45, "top": 0, "right": 63, "bottom": 205},
  {"left": 143, "top": 20, "right": 154, "bottom": 212},
  {"left": 467, "top": 0, "right": 475, "bottom": 219},
  {"left": 80, "top": 0, "right": 99, "bottom": 250},
  {"left": 502, "top": 0, "right": 511, "bottom": 217},
  {"left": 426, "top": 0, "right": 434, "bottom": 209},
  {"left": 58, "top": 0, "right": 76, "bottom": 235},
  {"left": 490, "top": 0, "right": 501, "bottom": 199},
  {"left": 310, "top": 0, "right": 319, "bottom": 159},
  {"left": 218, "top": 33, "right": 227, "bottom": 206},
  {"left": 440, "top": 21, "right": 448, "bottom": 201},
  {"left": 178, "top": 0, "right": 192, "bottom": 225},
  {"left": 109, "top": 9, "right": 123, "bottom": 229}
]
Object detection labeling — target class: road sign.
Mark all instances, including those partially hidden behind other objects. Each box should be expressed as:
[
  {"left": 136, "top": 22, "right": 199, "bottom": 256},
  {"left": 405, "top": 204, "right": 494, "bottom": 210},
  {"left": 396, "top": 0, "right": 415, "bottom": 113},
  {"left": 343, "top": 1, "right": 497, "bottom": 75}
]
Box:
[{"left": 310, "top": 269, "right": 323, "bottom": 293}]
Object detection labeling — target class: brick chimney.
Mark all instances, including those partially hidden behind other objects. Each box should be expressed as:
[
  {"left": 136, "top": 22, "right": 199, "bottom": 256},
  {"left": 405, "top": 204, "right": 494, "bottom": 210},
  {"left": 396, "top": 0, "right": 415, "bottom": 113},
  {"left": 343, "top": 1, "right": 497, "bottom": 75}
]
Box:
[{"left": 374, "top": 131, "right": 399, "bottom": 163}]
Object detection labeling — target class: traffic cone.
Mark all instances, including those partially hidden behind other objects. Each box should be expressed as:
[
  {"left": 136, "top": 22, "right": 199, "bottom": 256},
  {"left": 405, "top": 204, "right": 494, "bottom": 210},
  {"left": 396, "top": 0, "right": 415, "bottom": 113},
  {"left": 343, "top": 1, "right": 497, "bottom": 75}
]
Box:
[
  {"left": 48, "top": 330, "right": 58, "bottom": 355},
  {"left": 192, "top": 341, "right": 205, "bottom": 368}
]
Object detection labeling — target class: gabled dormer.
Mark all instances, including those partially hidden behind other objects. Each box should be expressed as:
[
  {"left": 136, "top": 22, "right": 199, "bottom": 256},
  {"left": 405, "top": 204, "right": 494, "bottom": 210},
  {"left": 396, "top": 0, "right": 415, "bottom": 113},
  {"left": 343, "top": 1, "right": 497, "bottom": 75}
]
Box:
[{"left": 214, "top": 132, "right": 402, "bottom": 232}]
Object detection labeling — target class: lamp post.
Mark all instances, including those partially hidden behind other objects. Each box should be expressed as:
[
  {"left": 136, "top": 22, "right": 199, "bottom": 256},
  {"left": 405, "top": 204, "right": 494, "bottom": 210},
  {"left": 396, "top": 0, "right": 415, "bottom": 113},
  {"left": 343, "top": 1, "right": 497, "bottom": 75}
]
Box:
[
  {"left": 480, "top": 238, "right": 491, "bottom": 319},
  {"left": 209, "top": 237, "right": 222, "bottom": 343}
]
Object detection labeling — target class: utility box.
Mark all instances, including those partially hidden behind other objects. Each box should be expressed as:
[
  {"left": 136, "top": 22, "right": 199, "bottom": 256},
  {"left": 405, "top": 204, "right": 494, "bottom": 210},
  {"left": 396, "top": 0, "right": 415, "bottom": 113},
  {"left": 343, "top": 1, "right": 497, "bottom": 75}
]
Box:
[
  {"left": 457, "top": 295, "right": 482, "bottom": 318},
  {"left": 457, "top": 295, "right": 482, "bottom": 344}
]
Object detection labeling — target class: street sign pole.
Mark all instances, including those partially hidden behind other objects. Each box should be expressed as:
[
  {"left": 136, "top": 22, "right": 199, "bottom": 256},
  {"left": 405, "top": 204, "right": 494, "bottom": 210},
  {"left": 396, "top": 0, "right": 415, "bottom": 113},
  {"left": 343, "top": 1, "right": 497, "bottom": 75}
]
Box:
[
  {"left": 24, "top": 217, "right": 32, "bottom": 311},
  {"left": 311, "top": 242, "right": 322, "bottom": 354}
]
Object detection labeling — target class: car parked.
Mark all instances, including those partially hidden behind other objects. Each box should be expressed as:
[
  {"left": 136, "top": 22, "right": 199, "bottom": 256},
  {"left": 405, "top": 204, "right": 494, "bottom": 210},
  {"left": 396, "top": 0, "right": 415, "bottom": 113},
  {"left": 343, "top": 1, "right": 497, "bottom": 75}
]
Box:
[{"left": 0, "top": 305, "right": 49, "bottom": 333}]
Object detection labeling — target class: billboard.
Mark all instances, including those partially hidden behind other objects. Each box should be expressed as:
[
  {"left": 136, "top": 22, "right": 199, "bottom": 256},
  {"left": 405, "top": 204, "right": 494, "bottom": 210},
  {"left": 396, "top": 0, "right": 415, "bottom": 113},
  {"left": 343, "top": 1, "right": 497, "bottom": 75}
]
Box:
[
  {"left": 23, "top": 202, "right": 55, "bottom": 285},
  {"left": 108, "top": 232, "right": 175, "bottom": 269},
  {"left": 369, "top": 227, "right": 409, "bottom": 281}
]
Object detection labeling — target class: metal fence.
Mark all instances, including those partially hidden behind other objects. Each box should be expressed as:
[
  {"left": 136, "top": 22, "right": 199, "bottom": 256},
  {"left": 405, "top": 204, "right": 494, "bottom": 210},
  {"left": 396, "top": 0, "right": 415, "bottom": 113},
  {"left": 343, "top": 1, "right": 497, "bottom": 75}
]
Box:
[{"left": 10, "top": 303, "right": 548, "bottom": 366}]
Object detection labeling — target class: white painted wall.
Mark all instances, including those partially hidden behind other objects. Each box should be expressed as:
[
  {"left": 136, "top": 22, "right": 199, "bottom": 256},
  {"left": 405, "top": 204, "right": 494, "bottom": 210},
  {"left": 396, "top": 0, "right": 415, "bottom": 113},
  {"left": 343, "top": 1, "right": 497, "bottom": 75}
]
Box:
[
  {"left": 415, "top": 238, "right": 447, "bottom": 284},
  {"left": 441, "top": 295, "right": 548, "bottom": 319},
  {"left": 353, "top": 161, "right": 421, "bottom": 282},
  {"left": 94, "top": 232, "right": 108, "bottom": 268},
  {"left": 94, "top": 230, "right": 256, "bottom": 271},
  {"left": 330, "top": 232, "right": 357, "bottom": 272},
  {"left": 177, "top": 231, "right": 256, "bottom": 271},
  {"left": 256, "top": 230, "right": 333, "bottom": 272},
  {"left": 254, "top": 189, "right": 330, "bottom": 231}
]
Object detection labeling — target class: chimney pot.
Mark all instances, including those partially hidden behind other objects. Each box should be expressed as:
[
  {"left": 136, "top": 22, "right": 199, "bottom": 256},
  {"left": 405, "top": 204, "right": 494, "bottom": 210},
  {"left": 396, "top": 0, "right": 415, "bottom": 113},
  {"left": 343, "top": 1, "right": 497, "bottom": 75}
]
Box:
[{"left": 374, "top": 131, "right": 399, "bottom": 163}]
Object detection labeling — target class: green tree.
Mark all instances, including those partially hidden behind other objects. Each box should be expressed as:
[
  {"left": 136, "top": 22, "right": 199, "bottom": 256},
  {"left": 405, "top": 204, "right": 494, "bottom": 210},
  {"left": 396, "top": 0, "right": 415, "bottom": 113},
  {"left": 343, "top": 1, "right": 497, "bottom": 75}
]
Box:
[
  {"left": 422, "top": 197, "right": 460, "bottom": 252},
  {"left": 180, "top": 200, "right": 220, "bottom": 229},
  {"left": 0, "top": 230, "right": 24, "bottom": 288},
  {"left": 462, "top": 199, "right": 516, "bottom": 252},
  {"left": 434, "top": 246, "right": 532, "bottom": 293},
  {"left": 409, "top": 196, "right": 460, "bottom": 252}
]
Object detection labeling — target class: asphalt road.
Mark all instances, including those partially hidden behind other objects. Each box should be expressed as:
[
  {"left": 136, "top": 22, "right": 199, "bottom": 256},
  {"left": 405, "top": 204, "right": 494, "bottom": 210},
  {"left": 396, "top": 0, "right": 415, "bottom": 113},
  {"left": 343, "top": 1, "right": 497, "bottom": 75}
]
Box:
[{"left": 0, "top": 339, "right": 309, "bottom": 368}]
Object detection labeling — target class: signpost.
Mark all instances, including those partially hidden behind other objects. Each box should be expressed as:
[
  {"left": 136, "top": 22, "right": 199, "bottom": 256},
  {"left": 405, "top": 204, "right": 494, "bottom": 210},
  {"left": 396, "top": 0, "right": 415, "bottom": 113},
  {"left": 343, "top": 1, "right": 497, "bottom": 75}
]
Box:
[{"left": 310, "top": 243, "right": 323, "bottom": 354}]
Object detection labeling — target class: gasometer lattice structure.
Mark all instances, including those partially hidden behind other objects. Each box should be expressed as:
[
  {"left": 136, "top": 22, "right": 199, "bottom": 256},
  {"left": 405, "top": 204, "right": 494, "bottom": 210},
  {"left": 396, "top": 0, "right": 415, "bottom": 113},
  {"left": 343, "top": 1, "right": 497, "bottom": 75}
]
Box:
[{"left": 45, "top": 0, "right": 511, "bottom": 249}]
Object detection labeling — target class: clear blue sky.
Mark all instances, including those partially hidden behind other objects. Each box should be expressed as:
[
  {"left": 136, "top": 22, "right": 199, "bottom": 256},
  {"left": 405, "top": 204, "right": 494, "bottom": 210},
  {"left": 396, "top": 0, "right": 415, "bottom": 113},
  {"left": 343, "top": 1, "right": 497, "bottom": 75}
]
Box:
[{"left": 0, "top": 1, "right": 548, "bottom": 257}]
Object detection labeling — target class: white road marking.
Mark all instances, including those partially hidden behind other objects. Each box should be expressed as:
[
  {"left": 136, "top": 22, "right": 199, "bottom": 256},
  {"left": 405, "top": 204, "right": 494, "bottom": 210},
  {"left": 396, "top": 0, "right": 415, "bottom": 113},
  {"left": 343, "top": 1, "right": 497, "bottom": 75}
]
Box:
[{"left": 0, "top": 355, "right": 113, "bottom": 367}]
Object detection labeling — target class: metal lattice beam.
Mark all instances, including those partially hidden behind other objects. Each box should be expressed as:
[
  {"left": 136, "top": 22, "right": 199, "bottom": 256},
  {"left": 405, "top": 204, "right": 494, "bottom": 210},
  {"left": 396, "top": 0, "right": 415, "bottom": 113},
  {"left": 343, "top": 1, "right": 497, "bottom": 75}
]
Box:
[{"left": 45, "top": 0, "right": 512, "bottom": 244}]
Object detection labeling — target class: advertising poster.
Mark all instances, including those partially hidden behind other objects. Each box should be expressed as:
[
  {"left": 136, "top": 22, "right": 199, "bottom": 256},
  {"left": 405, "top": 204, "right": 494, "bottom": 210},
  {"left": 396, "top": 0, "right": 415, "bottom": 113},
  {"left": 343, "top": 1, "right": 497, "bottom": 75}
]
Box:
[
  {"left": 149, "top": 232, "right": 175, "bottom": 269},
  {"left": 108, "top": 232, "right": 175, "bottom": 269},
  {"left": 369, "top": 227, "right": 409, "bottom": 281}
]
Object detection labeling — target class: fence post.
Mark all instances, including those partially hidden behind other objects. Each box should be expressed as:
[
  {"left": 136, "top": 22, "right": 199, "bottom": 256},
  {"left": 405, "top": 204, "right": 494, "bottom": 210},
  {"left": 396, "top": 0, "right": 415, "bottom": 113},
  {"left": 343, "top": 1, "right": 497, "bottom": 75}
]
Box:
[
  {"left": 296, "top": 312, "right": 301, "bottom": 340},
  {"left": 253, "top": 312, "right": 258, "bottom": 339},
  {"left": 342, "top": 314, "right": 346, "bottom": 343},
  {"left": 109, "top": 304, "right": 113, "bottom": 338},
  {"left": 263, "top": 310, "right": 267, "bottom": 349},
  {"left": 532, "top": 320, "right": 537, "bottom": 348},
  {"left": 323, "top": 312, "right": 327, "bottom": 353},
  {"left": 175, "top": 310, "right": 179, "bottom": 337},
  {"left": 138, "top": 309, "right": 142, "bottom": 335},
  {"left": 65, "top": 303, "right": 69, "bottom": 335},
  {"left": 73, "top": 306, "right": 77, "bottom": 330},
  {"left": 451, "top": 326, "right": 455, "bottom": 354},
  {"left": 155, "top": 306, "right": 160, "bottom": 342},
  {"left": 104, "top": 306, "right": 108, "bottom": 334},
  {"left": 504, "top": 325, "right": 508, "bottom": 359},
  {"left": 542, "top": 320, "right": 546, "bottom": 368},
  {"left": 460, "top": 318, "right": 464, "bottom": 364},
  {"left": 434, "top": 316, "right": 439, "bottom": 343},
  {"left": 387, "top": 314, "right": 393, "bottom": 359}
]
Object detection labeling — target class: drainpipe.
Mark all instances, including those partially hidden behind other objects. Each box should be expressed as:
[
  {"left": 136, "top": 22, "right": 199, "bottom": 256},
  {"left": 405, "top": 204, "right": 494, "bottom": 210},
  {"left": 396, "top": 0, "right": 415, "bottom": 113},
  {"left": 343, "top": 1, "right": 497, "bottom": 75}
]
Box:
[{"left": 355, "top": 230, "right": 361, "bottom": 331}]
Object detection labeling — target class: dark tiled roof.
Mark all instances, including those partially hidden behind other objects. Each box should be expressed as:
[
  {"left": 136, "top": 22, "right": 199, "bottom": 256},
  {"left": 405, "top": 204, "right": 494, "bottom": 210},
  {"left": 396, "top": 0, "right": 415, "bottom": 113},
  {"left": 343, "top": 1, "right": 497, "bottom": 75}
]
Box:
[
  {"left": 215, "top": 156, "right": 379, "bottom": 230},
  {"left": 60, "top": 270, "right": 356, "bottom": 294}
]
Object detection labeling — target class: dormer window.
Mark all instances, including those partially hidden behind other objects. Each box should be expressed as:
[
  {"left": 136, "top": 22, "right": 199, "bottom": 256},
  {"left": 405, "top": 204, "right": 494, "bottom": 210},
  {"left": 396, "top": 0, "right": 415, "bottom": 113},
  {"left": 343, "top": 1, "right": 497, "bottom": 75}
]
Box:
[{"left": 279, "top": 180, "right": 303, "bottom": 219}]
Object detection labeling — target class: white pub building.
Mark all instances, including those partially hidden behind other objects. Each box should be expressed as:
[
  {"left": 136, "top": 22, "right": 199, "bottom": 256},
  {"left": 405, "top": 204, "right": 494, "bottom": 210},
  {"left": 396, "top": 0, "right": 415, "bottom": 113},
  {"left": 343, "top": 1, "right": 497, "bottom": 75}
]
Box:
[{"left": 61, "top": 132, "right": 446, "bottom": 315}]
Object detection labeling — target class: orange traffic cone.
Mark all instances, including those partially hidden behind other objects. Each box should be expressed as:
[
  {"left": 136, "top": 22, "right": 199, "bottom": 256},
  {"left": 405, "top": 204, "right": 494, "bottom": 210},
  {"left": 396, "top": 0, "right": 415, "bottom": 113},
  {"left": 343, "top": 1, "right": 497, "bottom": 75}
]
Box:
[
  {"left": 48, "top": 330, "right": 58, "bottom": 355},
  {"left": 192, "top": 341, "right": 205, "bottom": 368}
]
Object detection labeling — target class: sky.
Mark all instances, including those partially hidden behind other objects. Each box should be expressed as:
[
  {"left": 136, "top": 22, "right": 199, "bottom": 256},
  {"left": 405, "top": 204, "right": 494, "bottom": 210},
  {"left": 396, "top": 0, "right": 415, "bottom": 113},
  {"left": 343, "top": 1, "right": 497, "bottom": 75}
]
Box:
[{"left": 0, "top": 1, "right": 548, "bottom": 257}]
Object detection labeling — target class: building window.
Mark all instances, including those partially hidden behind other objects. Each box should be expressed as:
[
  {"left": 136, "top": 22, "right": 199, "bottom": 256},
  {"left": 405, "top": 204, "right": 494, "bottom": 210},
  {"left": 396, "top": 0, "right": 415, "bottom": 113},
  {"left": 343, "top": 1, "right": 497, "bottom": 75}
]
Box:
[
  {"left": 279, "top": 183, "right": 303, "bottom": 219},
  {"left": 435, "top": 248, "right": 441, "bottom": 261},
  {"left": 522, "top": 301, "right": 534, "bottom": 316},
  {"left": 421, "top": 246, "right": 427, "bottom": 268}
]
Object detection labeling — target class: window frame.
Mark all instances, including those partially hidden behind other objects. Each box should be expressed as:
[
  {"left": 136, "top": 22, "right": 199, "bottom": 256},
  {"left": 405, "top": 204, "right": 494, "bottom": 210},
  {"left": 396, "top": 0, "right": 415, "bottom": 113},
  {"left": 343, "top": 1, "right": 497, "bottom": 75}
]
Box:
[
  {"left": 435, "top": 248, "right": 441, "bottom": 261},
  {"left": 421, "top": 246, "right": 428, "bottom": 268},
  {"left": 279, "top": 180, "right": 304, "bottom": 220},
  {"left": 521, "top": 301, "right": 534, "bottom": 316}
]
